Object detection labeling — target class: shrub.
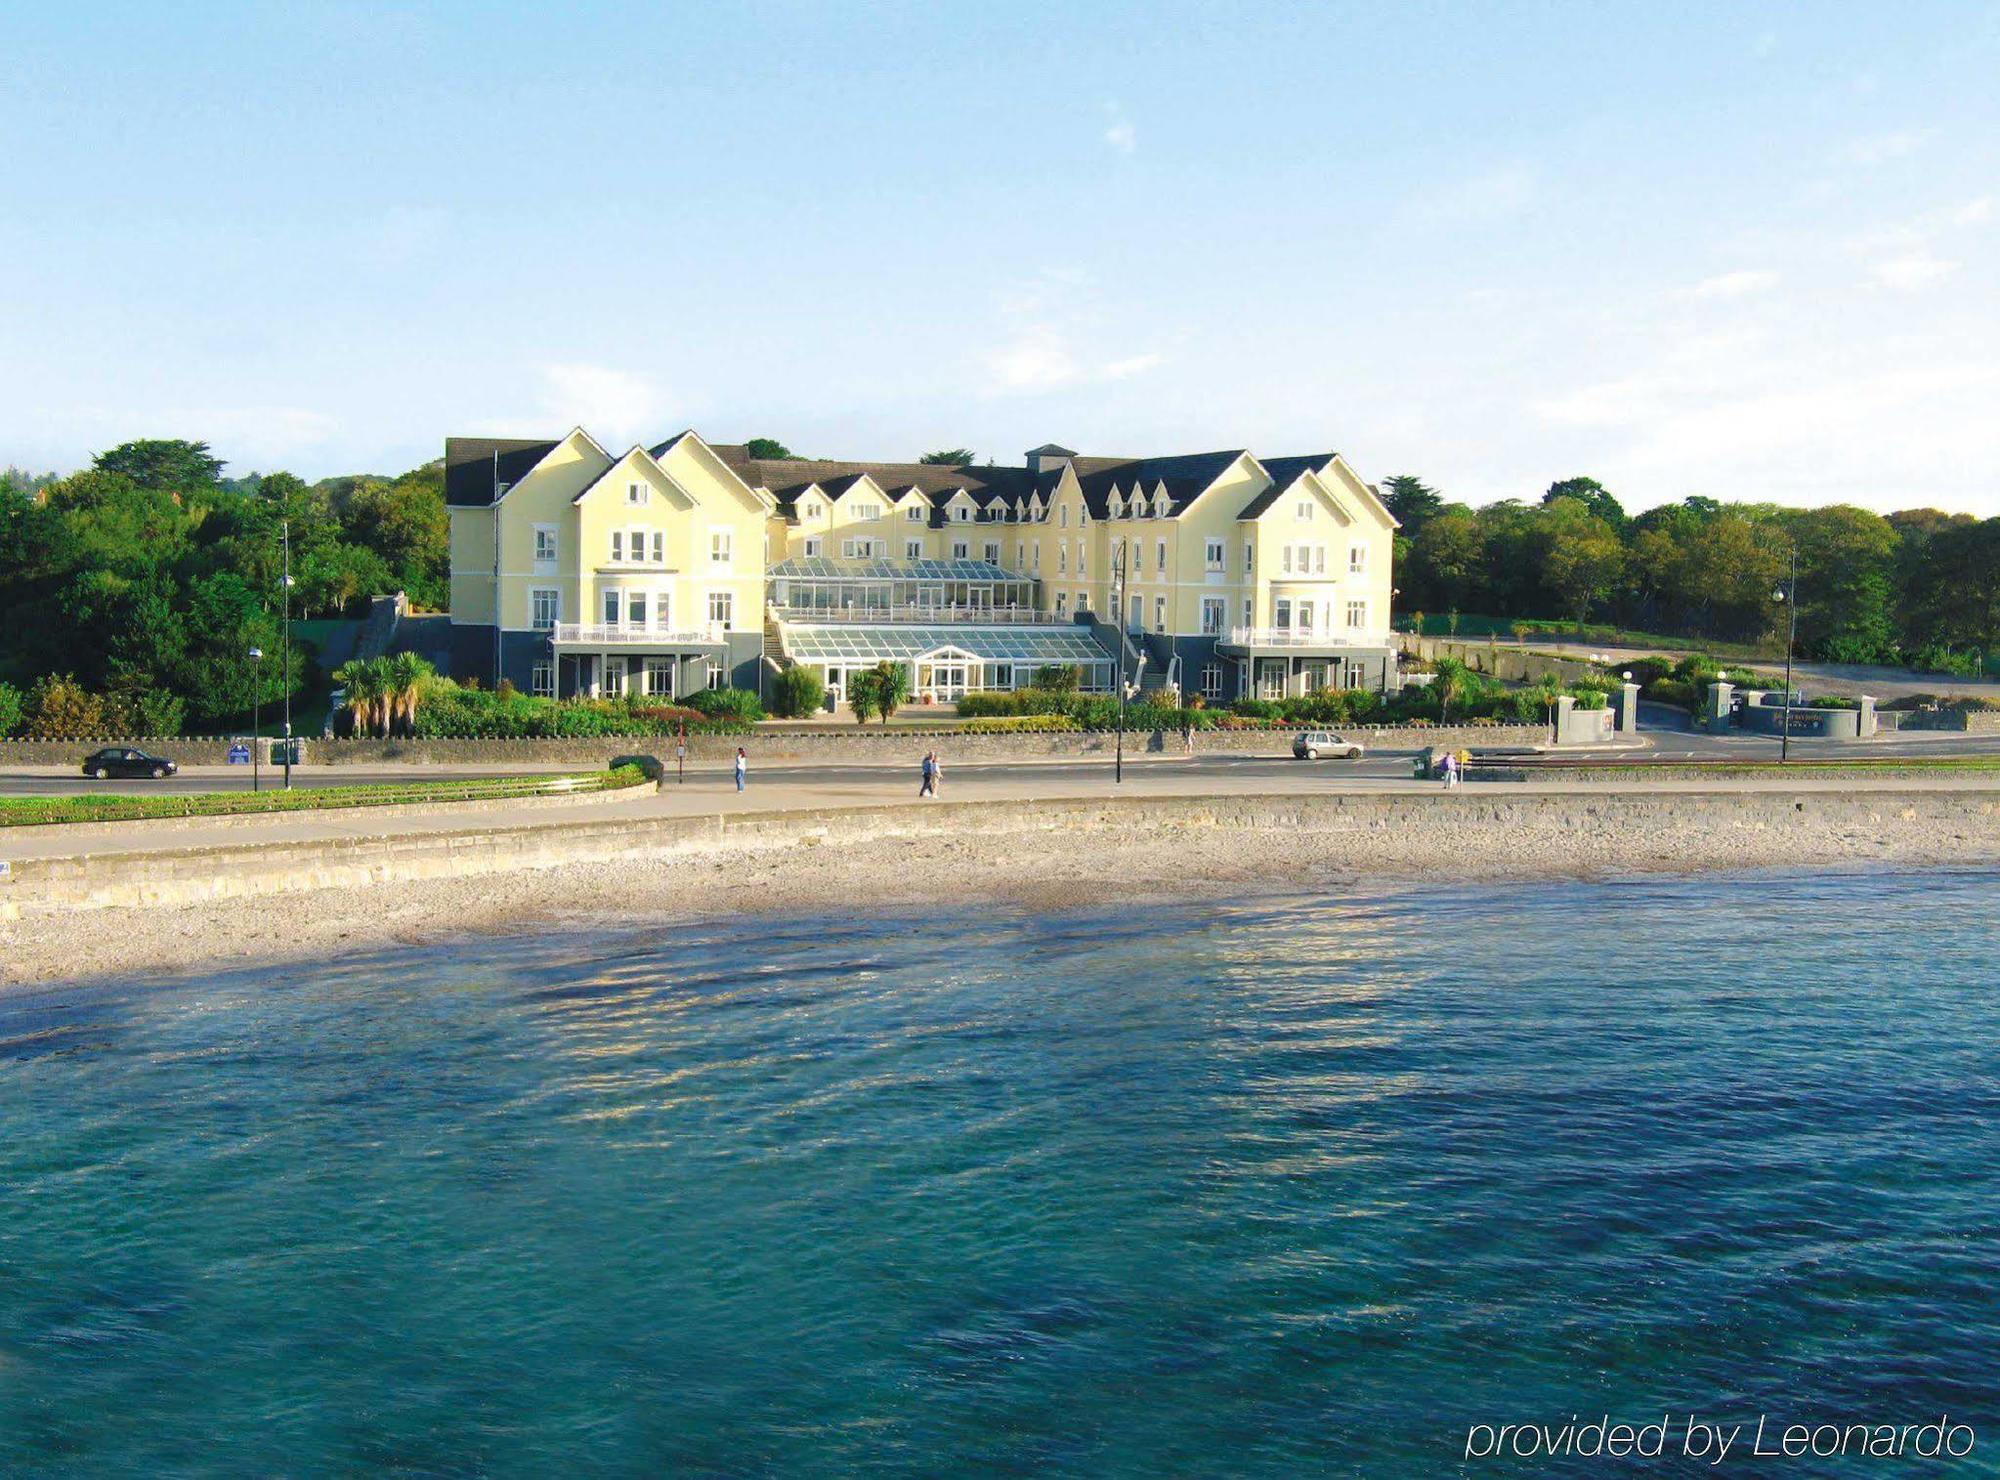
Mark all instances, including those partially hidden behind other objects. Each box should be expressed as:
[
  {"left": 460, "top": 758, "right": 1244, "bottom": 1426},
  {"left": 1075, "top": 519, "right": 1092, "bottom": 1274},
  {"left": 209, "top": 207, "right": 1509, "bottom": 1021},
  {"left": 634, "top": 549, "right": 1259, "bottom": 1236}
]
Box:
[
  {"left": 494, "top": 678, "right": 517, "bottom": 699},
  {"left": 1569, "top": 686, "right": 1608, "bottom": 711},
  {"left": 768, "top": 665, "right": 826, "bottom": 719},
  {"left": 684, "top": 686, "right": 766, "bottom": 722},
  {"left": 958, "top": 715, "right": 1080, "bottom": 733},
  {"left": 24, "top": 674, "right": 108, "bottom": 740},
  {"left": 1645, "top": 678, "right": 1698, "bottom": 709},
  {"left": 0, "top": 682, "right": 23, "bottom": 738},
  {"left": 955, "top": 691, "right": 1018, "bottom": 719},
  {"left": 1031, "top": 663, "right": 1082, "bottom": 693},
  {"left": 1810, "top": 696, "right": 1860, "bottom": 710},
  {"left": 1626, "top": 656, "right": 1675, "bottom": 689},
  {"left": 1231, "top": 698, "right": 1283, "bottom": 721}
]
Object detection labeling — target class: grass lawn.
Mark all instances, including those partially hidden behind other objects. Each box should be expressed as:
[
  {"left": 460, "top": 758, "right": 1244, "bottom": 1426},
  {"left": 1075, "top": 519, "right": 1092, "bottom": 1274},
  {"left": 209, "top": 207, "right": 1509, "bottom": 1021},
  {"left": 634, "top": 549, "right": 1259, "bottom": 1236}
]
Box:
[{"left": 0, "top": 766, "right": 648, "bottom": 828}]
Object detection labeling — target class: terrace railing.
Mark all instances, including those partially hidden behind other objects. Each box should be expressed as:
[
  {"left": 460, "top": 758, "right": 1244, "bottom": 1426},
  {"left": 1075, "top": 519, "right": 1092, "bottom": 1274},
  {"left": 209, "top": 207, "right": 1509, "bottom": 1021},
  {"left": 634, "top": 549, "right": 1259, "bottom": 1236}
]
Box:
[
  {"left": 770, "top": 604, "right": 1051, "bottom": 625},
  {"left": 551, "top": 623, "right": 729, "bottom": 646}
]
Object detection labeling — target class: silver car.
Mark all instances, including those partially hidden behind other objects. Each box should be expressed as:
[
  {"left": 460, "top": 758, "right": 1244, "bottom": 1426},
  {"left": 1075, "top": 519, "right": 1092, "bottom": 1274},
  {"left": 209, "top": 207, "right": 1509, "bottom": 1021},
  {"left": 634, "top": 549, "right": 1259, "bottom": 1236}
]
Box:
[{"left": 1292, "top": 730, "right": 1364, "bottom": 760}]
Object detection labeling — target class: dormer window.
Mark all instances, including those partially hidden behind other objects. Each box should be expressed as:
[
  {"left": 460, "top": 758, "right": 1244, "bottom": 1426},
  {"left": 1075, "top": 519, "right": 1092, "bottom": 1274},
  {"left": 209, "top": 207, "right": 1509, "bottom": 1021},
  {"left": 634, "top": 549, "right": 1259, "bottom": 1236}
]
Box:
[
  {"left": 953, "top": 504, "right": 970, "bottom": 522},
  {"left": 905, "top": 504, "right": 924, "bottom": 522},
  {"left": 627, "top": 481, "right": 648, "bottom": 505},
  {"left": 1296, "top": 500, "right": 1315, "bottom": 521}
]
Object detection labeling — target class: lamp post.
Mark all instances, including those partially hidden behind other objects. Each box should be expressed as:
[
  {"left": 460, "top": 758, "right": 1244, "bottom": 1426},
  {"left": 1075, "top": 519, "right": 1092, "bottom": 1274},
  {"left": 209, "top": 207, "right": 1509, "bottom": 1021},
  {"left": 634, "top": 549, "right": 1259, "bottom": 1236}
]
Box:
[
  {"left": 1773, "top": 546, "right": 1799, "bottom": 763},
  {"left": 248, "top": 647, "right": 264, "bottom": 793},
  {"left": 281, "top": 516, "right": 294, "bottom": 790},
  {"left": 1113, "top": 541, "right": 1129, "bottom": 783}
]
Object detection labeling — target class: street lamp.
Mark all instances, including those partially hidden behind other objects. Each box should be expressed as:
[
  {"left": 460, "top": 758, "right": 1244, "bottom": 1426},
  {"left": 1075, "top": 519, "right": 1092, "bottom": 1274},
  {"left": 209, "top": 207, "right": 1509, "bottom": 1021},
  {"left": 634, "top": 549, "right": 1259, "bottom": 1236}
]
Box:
[
  {"left": 1773, "top": 546, "right": 1799, "bottom": 763},
  {"left": 1113, "top": 541, "right": 1130, "bottom": 783},
  {"left": 248, "top": 647, "right": 264, "bottom": 793},
  {"left": 281, "top": 517, "right": 294, "bottom": 790}
]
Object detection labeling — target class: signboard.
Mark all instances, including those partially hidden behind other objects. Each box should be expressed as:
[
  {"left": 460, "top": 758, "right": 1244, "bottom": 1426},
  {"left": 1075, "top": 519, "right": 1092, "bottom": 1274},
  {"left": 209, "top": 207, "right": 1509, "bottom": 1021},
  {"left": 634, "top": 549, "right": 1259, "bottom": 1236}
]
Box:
[{"left": 226, "top": 743, "right": 251, "bottom": 765}]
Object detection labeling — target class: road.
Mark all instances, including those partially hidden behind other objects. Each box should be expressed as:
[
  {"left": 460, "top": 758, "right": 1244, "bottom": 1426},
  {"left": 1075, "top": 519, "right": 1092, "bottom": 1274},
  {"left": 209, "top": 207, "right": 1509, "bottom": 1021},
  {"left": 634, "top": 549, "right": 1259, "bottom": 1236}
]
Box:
[{"left": 1511, "top": 636, "right": 2000, "bottom": 703}]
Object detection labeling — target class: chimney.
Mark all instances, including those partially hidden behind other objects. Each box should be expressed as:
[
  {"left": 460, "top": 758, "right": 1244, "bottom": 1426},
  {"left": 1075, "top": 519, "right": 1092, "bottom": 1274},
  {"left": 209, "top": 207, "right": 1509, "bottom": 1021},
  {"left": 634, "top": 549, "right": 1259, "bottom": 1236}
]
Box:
[{"left": 1025, "top": 443, "right": 1077, "bottom": 477}]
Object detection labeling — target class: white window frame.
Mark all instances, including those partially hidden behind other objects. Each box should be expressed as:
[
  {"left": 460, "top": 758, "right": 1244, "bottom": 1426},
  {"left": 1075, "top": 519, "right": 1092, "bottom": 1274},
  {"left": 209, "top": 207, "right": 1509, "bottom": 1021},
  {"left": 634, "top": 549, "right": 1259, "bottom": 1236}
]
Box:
[
  {"left": 533, "top": 524, "right": 558, "bottom": 564},
  {"left": 1297, "top": 600, "right": 1314, "bottom": 633},
  {"left": 1204, "top": 538, "right": 1224, "bottom": 571},
  {"left": 709, "top": 591, "right": 735, "bottom": 629},
  {"left": 530, "top": 660, "right": 555, "bottom": 698},
  {"left": 1201, "top": 662, "right": 1223, "bottom": 699},
  {"left": 1296, "top": 500, "right": 1314, "bottom": 521},
  {"left": 1314, "top": 545, "right": 1326, "bottom": 575},
  {"left": 984, "top": 541, "right": 1001, "bottom": 564},
  {"left": 602, "top": 587, "right": 622, "bottom": 626},
  {"left": 1156, "top": 538, "right": 1167, "bottom": 573},
  {"left": 627, "top": 481, "right": 648, "bottom": 505},
  {"left": 953, "top": 503, "right": 971, "bottom": 523},
  {"left": 852, "top": 502, "right": 882, "bottom": 521},
  {"left": 951, "top": 539, "right": 969, "bottom": 560},
  {"left": 644, "top": 657, "right": 674, "bottom": 698},
  {"left": 1054, "top": 592, "right": 1068, "bottom": 616},
  {"left": 1282, "top": 545, "right": 1293, "bottom": 574},
  {"left": 628, "top": 590, "right": 649, "bottom": 629},
  {"left": 1153, "top": 595, "right": 1166, "bottom": 632},
  {"left": 530, "top": 588, "right": 560, "bottom": 631},
  {"left": 1244, "top": 540, "right": 1254, "bottom": 574},
  {"left": 905, "top": 538, "right": 923, "bottom": 559},
  {"left": 905, "top": 504, "right": 924, "bottom": 523},
  {"left": 804, "top": 536, "right": 822, "bottom": 557},
  {"left": 710, "top": 528, "right": 733, "bottom": 565},
  {"left": 610, "top": 530, "right": 624, "bottom": 563},
  {"left": 705, "top": 660, "right": 724, "bottom": 690},
  {"left": 1347, "top": 600, "right": 1368, "bottom": 631},
  {"left": 651, "top": 530, "right": 664, "bottom": 565},
  {"left": 1350, "top": 544, "right": 1366, "bottom": 575},
  {"left": 1275, "top": 597, "right": 1293, "bottom": 630},
  {"left": 1201, "top": 597, "right": 1224, "bottom": 635},
  {"left": 1243, "top": 597, "right": 1254, "bottom": 626}
]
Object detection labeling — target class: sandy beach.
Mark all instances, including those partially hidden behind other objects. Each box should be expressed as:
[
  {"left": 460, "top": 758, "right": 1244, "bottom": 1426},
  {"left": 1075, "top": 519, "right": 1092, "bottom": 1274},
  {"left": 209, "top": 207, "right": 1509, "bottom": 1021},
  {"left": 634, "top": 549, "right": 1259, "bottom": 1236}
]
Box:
[{"left": 7, "top": 786, "right": 1999, "bottom": 989}]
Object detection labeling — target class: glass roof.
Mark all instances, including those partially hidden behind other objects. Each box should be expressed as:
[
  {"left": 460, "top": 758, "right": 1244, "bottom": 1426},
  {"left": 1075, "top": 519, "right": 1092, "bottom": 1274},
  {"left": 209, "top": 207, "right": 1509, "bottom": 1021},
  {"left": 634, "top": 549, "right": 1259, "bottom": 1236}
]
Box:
[
  {"left": 769, "top": 557, "right": 1021, "bottom": 581},
  {"left": 780, "top": 624, "right": 1112, "bottom": 665}
]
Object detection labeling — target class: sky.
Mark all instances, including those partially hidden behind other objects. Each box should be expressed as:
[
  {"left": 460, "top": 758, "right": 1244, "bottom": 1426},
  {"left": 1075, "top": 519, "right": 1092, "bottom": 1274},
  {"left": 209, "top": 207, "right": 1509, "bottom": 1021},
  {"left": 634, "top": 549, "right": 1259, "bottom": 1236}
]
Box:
[{"left": 3, "top": 1, "right": 1997, "bottom": 514}]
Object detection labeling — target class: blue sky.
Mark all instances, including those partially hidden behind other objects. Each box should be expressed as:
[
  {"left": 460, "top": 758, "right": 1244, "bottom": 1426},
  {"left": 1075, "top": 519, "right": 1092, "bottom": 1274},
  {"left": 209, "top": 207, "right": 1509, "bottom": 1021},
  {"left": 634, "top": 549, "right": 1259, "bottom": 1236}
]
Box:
[{"left": 4, "top": 1, "right": 1996, "bottom": 513}]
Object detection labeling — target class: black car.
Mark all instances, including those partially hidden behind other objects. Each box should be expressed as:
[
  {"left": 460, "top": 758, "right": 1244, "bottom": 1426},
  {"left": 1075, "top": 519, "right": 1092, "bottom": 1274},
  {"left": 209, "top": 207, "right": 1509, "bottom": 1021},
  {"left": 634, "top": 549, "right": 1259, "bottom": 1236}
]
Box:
[{"left": 81, "top": 747, "right": 179, "bottom": 780}]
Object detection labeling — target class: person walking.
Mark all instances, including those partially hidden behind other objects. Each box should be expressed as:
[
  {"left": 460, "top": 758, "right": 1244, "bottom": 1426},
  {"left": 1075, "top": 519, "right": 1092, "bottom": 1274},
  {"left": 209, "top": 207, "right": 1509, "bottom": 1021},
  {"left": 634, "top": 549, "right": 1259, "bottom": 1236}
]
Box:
[
  {"left": 919, "top": 749, "right": 938, "bottom": 799},
  {"left": 1441, "top": 749, "right": 1459, "bottom": 789},
  {"left": 734, "top": 746, "right": 747, "bottom": 793}
]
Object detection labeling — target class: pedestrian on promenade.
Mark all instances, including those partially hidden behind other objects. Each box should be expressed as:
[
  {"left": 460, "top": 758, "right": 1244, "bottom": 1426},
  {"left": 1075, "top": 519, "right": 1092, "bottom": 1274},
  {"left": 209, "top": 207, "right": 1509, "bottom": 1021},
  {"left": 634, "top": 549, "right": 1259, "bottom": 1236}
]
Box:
[
  {"left": 1441, "top": 749, "right": 1459, "bottom": 789},
  {"left": 735, "top": 746, "right": 747, "bottom": 792},
  {"left": 919, "top": 749, "right": 939, "bottom": 798}
]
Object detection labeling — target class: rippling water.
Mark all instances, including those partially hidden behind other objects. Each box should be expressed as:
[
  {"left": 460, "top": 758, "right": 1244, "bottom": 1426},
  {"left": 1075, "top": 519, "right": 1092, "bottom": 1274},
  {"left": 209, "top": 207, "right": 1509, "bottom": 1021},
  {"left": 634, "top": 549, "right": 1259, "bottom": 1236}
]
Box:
[{"left": 4, "top": 869, "right": 1998, "bottom": 1475}]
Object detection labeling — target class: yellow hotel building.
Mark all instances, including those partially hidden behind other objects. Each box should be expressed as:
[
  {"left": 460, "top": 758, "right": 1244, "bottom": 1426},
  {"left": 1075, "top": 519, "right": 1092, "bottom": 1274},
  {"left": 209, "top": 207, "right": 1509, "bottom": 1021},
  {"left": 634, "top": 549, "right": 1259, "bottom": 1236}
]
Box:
[{"left": 446, "top": 430, "right": 1401, "bottom": 707}]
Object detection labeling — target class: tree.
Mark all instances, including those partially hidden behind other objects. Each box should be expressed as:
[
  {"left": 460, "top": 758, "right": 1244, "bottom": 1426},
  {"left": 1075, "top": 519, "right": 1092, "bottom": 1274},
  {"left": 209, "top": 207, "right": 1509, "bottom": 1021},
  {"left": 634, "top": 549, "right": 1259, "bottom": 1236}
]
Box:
[
  {"left": 1543, "top": 476, "right": 1625, "bottom": 529},
  {"left": 1405, "top": 506, "right": 1482, "bottom": 611},
  {"left": 0, "top": 681, "right": 22, "bottom": 737},
  {"left": 1380, "top": 475, "right": 1444, "bottom": 539},
  {"left": 919, "top": 449, "right": 975, "bottom": 466},
  {"left": 386, "top": 652, "right": 435, "bottom": 735},
  {"left": 23, "top": 674, "right": 108, "bottom": 740},
  {"left": 1539, "top": 497, "right": 1626, "bottom": 624},
  {"left": 744, "top": 437, "right": 794, "bottom": 459},
  {"left": 92, "top": 439, "right": 225, "bottom": 490},
  {"left": 768, "top": 665, "right": 826, "bottom": 718},
  {"left": 870, "top": 661, "right": 911, "bottom": 723},
  {"left": 846, "top": 668, "right": 880, "bottom": 725}
]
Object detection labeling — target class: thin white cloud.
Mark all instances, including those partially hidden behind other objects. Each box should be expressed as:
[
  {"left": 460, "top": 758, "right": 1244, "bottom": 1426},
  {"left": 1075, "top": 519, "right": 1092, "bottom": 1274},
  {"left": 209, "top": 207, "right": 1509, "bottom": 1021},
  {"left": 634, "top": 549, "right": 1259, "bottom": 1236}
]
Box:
[
  {"left": 1871, "top": 252, "right": 1959, "bottom": 291},
  {"left": 1950, "top": 196, "right": 1995, "bottom": 226},
  {"left": 468, "top": 364, "right": 673, "bottom": 443},
  {"left": 1100, "top": 353, "right": 1165, "bottom": 380},
  {"left": 1418, "top": 164, "right": 1537, "bottom": 224},
  {"left": 987, "top": 328, "right": 1080, "bottom": 393},
  {"left": 1102, "top": 102, "right": 1136, "bottom": 156},
  {"left": 1684, "top": 269, "right": 1781, "bottom": 300},
  {"left": 1844, "top": 129, "right": 1928, "bottom": 165}
]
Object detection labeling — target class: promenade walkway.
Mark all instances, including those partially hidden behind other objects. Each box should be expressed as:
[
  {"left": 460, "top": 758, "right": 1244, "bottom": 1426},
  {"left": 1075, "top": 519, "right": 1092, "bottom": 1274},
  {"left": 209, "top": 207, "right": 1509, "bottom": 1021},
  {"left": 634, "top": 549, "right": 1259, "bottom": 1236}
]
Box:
[{"left": 5, "top": 755, "right": 1996, "bottom": 866}]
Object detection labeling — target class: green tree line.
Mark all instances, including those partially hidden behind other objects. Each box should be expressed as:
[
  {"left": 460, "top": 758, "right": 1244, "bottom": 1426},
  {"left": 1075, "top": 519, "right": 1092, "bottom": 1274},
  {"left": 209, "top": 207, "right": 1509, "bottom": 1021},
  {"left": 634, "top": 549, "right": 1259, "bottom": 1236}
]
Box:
[
  {"left": 0, "top": 438, "right": 448, "bottom": 731},
  {"left": 1383, "top": 475, "right": 2000, "bottom": 670}
]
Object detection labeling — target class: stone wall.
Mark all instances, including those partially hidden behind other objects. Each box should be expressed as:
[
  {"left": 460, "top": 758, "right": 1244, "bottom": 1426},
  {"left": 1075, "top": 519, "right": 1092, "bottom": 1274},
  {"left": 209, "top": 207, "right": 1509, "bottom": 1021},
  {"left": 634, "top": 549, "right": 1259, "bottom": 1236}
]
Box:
[
  {"left": 1402, "top": 636, "right": 1610, "bottom": 687},
  {"left": 0, "top": 725, "right": 1550, "bottom": 770}
]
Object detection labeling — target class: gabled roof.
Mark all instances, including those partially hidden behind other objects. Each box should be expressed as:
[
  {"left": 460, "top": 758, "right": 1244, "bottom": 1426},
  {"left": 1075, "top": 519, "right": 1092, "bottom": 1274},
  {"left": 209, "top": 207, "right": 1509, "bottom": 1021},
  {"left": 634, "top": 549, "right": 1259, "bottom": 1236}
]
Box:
[
  {"left": 1235, "top": 454, "right": 1339, "bottom": 520},
  {"left": 1069, "top": 450, "right": 1247, "bottom": 518},
  {"left": 708, "top": 446, "right": 1040, "bottom": 526},
  {"left": 1026, "top": 442, "right": 1078, "bottom": 456},
  {"left": 444, "top": 437, "right": 561, "bottom": 508}
]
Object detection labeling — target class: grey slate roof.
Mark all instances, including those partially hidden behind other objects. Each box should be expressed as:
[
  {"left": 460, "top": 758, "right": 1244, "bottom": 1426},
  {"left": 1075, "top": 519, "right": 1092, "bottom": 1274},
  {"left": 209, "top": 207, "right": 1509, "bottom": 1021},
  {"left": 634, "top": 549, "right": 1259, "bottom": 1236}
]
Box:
[
  {"left": 1235, "top": 455, "right": 1338, "bottom": 520},
  {"left": 444, "top": 437, "right": 559, "bottom": 508}
]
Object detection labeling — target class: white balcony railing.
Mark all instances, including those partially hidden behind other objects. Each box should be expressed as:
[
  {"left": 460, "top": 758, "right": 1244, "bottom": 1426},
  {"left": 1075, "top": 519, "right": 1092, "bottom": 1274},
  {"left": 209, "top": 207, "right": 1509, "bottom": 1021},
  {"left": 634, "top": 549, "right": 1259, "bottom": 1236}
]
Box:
[
  {"left": 1222, "top": 626, "right": 1383, "bottom": 648},
  {"left": 771, "top": 604, "right": 1052, "bottom": 625},
  {"left": 551, "top": 622, "right": 728, "bottom": 646}
]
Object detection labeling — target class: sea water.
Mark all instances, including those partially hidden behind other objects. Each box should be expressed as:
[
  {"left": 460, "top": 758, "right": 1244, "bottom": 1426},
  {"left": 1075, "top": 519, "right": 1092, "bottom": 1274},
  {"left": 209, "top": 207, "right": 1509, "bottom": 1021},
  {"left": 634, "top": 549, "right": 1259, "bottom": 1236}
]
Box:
[{"left": 3, "top": 870, "right": 1996, "bottom": 1475}]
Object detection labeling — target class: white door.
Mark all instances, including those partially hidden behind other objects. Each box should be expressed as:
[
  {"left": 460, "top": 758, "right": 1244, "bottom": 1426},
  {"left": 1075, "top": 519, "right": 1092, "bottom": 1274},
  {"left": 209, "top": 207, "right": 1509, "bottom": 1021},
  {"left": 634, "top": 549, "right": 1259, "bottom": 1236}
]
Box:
[{"left": 602, "top": 656, "right": 627, "bottom": 697}]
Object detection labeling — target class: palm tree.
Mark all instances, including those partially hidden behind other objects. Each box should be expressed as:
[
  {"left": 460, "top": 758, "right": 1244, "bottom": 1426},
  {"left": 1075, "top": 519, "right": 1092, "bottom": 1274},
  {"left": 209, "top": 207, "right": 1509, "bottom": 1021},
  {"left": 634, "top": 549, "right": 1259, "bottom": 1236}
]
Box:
[
  {"left": 386, "top": 652, "right": 434, "bottom": 736},
  {"left": 331, "top": 659, "right": 374, "bottom": 737},
  {"left": 872, "top": 661, "right": 911, "bottom": 725}
]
